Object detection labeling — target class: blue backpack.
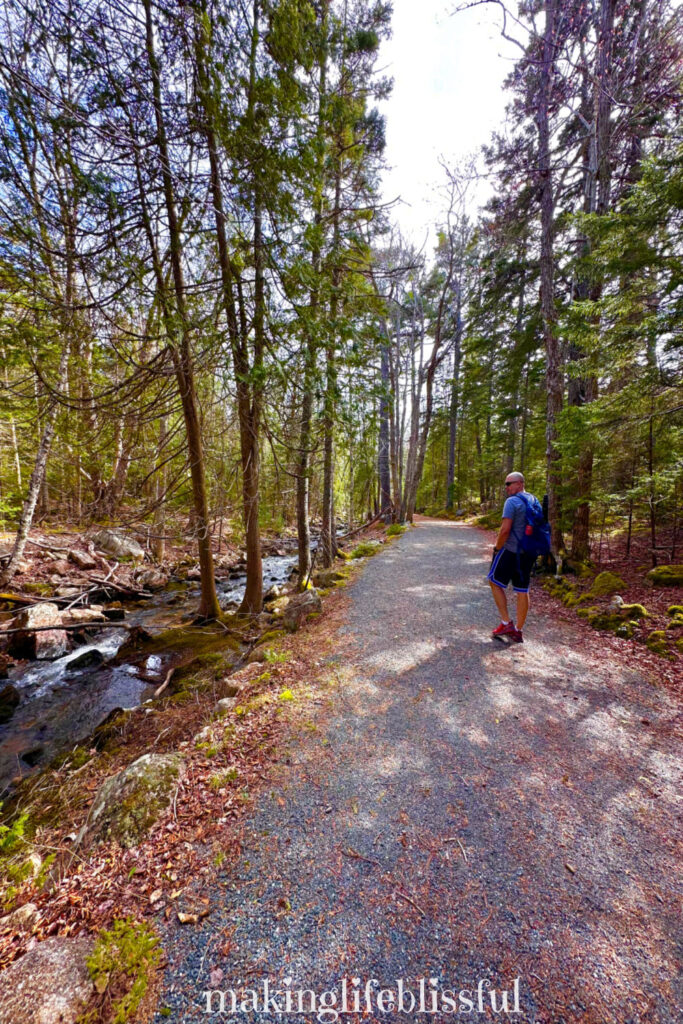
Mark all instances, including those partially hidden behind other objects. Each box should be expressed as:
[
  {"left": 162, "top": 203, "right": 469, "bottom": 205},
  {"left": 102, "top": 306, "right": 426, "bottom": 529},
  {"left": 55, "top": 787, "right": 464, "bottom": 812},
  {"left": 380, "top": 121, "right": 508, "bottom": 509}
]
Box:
[{"left": 513, "top": 493, "right": 551, "bottom": 558}]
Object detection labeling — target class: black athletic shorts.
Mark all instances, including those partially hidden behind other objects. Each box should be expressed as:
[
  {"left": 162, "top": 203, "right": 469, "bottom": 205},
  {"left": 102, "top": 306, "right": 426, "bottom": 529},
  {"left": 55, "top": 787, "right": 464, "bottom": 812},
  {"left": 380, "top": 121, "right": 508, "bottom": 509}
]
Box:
[{"left": 487, "top": 548, "right": 534, "bottom": 593}]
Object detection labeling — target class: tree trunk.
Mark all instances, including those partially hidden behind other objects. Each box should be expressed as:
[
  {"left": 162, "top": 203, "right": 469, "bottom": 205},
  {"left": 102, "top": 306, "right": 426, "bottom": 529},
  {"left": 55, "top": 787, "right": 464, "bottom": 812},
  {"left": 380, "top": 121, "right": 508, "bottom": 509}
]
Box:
[
  {"left": 378, "top": 333, "right": 392, "bottom": 521},
  {"left": 446, "top": 293, "right": 462, "bottom": 510},
  {"left": 144, "top": 0, "right": 220, "bottom": 620},
  {"left": 153, "top": 416, "right": 167, "bottom": 562},
  {"left": 1, "top": 346, "right": 68, "bottom": 585},
  {"left": 537, "top": 0, "right": 564, "bottom": 553},
  {"left": 570, "top": 0, "right": 615, "bottom": 561}
]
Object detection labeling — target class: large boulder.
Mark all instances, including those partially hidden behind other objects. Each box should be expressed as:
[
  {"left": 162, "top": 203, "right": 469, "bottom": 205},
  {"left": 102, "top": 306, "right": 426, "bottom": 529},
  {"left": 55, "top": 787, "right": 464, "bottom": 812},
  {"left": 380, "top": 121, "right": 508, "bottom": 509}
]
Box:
[
  {"left": 587, "top": 571, "right": 626, "bottom": 597},
  {"left": 0, "top": 935, "right": 95, "bottom": 1024},
  {"left": 9, "top": 603, "right": 68, "bottom": 660},
  {"left": 282, "top": 589, "right": 322, "bottom": 632},
  {"left": 138, "top": 568, "right": 168, "bottom": 590},
  {"left": 77, "top": 752, "right": 184, "bottom": 848},
  {"left": 646, "top": 564, "right": 683, "bottom": 588},
  {"left": 91, "top": 529, "right": 145, "bottom": 562},
  {"left": 68, "top": 548, "right": 98, "bottom": 570}
]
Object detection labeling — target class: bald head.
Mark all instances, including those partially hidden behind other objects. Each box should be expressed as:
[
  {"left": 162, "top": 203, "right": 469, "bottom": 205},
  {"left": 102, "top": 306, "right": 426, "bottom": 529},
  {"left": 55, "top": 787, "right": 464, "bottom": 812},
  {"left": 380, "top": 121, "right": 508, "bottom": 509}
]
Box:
[{"left": 504, "top": 471, "right": 524, "bottom": 496}]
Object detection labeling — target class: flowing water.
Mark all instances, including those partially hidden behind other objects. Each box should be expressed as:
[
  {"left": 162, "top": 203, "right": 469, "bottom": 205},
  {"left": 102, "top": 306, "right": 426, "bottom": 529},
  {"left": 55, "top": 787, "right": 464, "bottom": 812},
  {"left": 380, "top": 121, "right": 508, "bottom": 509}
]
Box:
[{"left": 0, "top": 552, "right": 298, "bottom": 794}]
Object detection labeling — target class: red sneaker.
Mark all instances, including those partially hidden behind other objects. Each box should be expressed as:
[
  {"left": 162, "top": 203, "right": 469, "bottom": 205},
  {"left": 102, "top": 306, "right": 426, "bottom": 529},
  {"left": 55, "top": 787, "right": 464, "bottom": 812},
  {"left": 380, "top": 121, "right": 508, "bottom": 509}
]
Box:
[
  {"left": 510, "top": 628, "right": 524, "bottom": 643},
  {"left": 492, "top": 621, "right": 516, "bottom": 638}
]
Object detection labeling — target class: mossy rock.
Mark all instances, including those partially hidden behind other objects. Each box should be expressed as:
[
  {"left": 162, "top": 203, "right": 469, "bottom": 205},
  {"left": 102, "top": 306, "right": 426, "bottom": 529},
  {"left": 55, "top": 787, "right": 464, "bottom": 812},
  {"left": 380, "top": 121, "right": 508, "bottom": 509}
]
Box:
[
  {"left": 589, "top": 571, "right": 627, "bottom": 597},
  {"left": 266, "top": 596, "right": 291, "bottom": 616},
  {"left": 587, "top": 612, "right": 626, "bottom": 632},
  {"left": 666, "top": 605, "right": 683, "bottom": 617},
  {"left": 646, "top": 565, "right": 683, "bottom": 587},
  {"left": 576, "top": 606, "right": 600, "bottom": 619},
  {"left": 77, "top": 753, "right": 184, "bottom": 848},
  {"left": 311, "top": 568, "right": 348, "bottom": 588},
  {"left": 614, "top": 622, "right": 636, "bottom": 639},
  {"left": 619, "top": 603, "right": 649, "bottom": 619},
  {"left": 645, "top": 630, "right": 670, "bottom": 656},
  {"left": 675, "top": 638, "right": 683, "bottom": 653}
]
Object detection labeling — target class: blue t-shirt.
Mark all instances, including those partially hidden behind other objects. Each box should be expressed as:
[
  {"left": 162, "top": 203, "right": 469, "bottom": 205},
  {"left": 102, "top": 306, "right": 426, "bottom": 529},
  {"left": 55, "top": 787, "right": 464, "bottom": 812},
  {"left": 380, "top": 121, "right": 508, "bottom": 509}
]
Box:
[{"left": 502, "top": 492, "right": 534, "bottom": 553}]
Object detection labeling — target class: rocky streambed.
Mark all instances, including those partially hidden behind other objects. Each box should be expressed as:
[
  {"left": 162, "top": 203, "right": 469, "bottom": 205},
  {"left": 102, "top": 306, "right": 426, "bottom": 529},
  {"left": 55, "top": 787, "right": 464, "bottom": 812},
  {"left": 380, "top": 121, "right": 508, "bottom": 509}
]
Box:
[{"left": 0, "top": 550, "right": 299, "bottom": 794}]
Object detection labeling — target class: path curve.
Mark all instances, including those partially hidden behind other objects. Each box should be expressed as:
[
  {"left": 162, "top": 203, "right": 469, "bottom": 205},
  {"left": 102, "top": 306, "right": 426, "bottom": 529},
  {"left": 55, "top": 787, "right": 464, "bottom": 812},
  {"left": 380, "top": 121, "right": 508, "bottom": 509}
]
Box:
[{"left": 157, "top": 519, "right": 681, "bottom": 1024}]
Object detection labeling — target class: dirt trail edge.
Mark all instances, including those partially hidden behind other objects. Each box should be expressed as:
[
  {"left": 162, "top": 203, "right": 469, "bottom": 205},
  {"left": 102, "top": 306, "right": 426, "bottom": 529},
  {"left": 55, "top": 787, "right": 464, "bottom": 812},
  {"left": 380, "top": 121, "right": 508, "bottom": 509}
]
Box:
[{"left": 154, "top": 519, "right": 682, "bottom": 1024}]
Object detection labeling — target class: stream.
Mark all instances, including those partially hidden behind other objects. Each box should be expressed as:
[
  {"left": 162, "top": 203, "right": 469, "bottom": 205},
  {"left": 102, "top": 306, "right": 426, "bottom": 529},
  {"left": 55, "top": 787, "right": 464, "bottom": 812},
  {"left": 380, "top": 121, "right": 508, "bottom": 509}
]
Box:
[{"left": 0, "top": 552, "right": 298, "bottom": 794}]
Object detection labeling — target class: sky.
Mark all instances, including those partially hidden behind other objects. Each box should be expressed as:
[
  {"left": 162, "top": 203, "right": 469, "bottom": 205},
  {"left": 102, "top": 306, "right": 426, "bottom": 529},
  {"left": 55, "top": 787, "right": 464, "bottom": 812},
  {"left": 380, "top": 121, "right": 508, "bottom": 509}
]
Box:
[{"left": 377, "top": 0, "right": 518, "bottom": 247}]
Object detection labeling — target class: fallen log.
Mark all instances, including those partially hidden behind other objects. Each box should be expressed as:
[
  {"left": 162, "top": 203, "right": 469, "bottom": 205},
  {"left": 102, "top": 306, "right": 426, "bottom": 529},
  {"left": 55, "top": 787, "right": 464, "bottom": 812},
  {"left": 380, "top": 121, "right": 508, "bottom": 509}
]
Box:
[
  {"left": 88, "top": 576, "right": 153, "bottom": 599},
  {"left": 0, "top": 622, "right": 131, "bottom": 635},
  {"left": 0, "top": 592, "right": 39, "bottom": 608},
  {"left": 337, "top": 506, "right": 394, "bottom": 542}
]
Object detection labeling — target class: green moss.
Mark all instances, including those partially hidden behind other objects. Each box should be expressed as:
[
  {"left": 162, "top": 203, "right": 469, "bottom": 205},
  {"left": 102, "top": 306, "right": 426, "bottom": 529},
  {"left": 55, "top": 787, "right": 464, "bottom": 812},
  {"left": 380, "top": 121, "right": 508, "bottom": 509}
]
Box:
[
  {"left": 646, "top": 564, "right": 683, "bottom": 587},
  {"left": 675, "top": 638, "right": 683, "bottom": 652},
  {"left": 619, "top": 603, "right": 649, "bottom": 619},
  {"left": 81, "top": 918, "right": 162, "bottom": 1024},
  {"left": 210, "top": 768, "right": 238, "bottom": 789},
  {"left": 386, "top": 523, "right": 407, "bottom": 537},
  {"left": 167, "top": 690, "right": 192, "bottom": 705},
  {"left": 666, "top": 605, "right": 683, "bottom": 616},
  {"left": 22, "top": 582, "right": 54, "bottom": 595},
  {"left": 351, "top": 541, "right": 381, "bottom": 558},
  {"left": 263, "top": 647, "right": 288, "bottom": 664},
  {"left": 589, "top": 571, "right": 627, "bottom": 597},
  {"left": 645, "top": 630, "right": 670, "bottom": 656},
  {"left": 587, "top": 612, "right": 627, "bottom": 632},
  {"left": 576, "top": 606, "right": 600, "bottom": 619},
  {"left": 614, "top": 622, "right": 636, "bottom": 639},
  {"left": 259, "top": 629, "right": 287, "bottom": 644}
]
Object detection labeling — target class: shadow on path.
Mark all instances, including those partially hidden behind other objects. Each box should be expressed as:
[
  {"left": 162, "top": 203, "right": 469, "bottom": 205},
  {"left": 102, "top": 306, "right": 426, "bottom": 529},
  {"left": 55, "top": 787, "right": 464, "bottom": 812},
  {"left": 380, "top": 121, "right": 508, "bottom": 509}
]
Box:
[{"left": 156, "top": 519, "right": 682, "bottom": 1024}]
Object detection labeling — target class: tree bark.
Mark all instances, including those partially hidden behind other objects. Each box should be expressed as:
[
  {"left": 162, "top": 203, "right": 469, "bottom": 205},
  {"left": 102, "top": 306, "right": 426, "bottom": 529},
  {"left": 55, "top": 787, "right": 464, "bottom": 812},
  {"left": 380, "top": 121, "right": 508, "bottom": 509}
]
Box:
[
  {"left": 144, "top": 0, "right": 220, "bottom": 620},
  {"left": 378, "top": 334, "right": 392, "bottom": 521},
  {"left": 537, "top": 0, "right": 564, "bottom": 553},
  {"left": 446, "top": 291, "right": 462, "bottom": 510},
  {"left": 0, "top": 346, "right": 69, "bottom": 586}
]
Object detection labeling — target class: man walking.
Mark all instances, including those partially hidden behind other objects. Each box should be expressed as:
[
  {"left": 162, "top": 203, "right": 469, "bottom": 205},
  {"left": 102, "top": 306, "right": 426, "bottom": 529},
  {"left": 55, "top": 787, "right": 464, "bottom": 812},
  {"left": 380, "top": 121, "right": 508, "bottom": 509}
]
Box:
[{"left": 487, "top": 471, "right": 537, "bottom": 643}]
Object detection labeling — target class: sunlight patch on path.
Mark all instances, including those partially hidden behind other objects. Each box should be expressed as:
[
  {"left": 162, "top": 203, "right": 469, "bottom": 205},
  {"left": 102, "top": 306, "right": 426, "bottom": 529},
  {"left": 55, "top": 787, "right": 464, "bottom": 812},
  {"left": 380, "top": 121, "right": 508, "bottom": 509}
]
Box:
[{"left": 361, "top": 639, "right": 447, "bottom": 676}]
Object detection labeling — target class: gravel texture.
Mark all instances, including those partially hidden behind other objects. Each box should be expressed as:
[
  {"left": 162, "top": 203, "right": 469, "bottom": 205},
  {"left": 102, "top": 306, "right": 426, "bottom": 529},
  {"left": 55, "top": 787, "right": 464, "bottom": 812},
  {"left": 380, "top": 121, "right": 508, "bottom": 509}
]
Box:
[{"left": 153, "top": 519, "right": 682, "bottom": 1024}]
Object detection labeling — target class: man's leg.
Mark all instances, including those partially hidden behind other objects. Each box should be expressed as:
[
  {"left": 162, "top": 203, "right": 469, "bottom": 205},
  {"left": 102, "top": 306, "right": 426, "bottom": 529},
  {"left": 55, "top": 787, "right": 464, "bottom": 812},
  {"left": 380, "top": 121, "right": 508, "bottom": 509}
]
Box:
[
  {"left": 516, "top": 592, "right": 529, "bottom": 630},
  {"left": 489, "top": 581, "right": 510, "bottom": 622}
]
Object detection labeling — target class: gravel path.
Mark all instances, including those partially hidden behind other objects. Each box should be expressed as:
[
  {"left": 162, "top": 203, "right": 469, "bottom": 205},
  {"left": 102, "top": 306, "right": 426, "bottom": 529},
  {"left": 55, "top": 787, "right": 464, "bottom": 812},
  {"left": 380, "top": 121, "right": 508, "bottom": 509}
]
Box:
[{"left": 155, "top": 519, "right": 682, "bottom": 1024}]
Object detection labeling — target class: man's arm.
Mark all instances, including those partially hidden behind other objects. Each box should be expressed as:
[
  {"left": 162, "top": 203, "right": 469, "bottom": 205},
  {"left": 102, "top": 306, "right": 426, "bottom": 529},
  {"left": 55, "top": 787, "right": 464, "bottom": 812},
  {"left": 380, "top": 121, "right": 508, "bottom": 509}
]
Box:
[{"left": 494, "top": 518, "right": 513, "bottom": 552}]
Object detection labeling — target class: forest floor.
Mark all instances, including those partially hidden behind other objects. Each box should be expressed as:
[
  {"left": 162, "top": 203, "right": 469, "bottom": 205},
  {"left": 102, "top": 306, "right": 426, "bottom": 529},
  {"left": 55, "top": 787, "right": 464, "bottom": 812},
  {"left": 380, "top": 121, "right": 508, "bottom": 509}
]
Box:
[
  {"left": 0, "top": 517, "right": 681, "bottom": 1023},
  {"left": 149, "top": 517, "right": 681, "bottom": 1024}
]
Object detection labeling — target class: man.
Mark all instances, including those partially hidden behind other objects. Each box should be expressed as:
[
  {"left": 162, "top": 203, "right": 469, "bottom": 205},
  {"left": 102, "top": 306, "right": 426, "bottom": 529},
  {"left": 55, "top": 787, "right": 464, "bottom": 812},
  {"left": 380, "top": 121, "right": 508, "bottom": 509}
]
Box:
[{"left": 487, "top": 471, "right": 536, "bottom": 643}]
